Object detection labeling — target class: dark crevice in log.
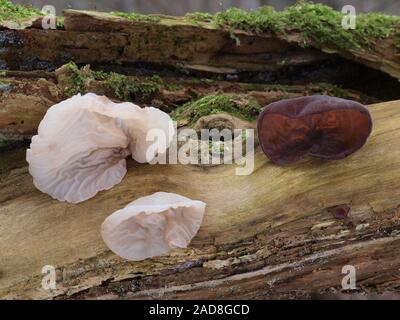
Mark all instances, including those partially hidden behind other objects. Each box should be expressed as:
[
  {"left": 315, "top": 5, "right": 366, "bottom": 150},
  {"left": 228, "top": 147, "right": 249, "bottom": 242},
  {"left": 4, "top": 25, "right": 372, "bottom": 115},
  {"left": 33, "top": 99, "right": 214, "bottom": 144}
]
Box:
[
  {"left": 238, "top": 60, "right": 400, "bottom": 101},
  {"left": 89, "top": 58, "right": 400, "bottom": 101}
]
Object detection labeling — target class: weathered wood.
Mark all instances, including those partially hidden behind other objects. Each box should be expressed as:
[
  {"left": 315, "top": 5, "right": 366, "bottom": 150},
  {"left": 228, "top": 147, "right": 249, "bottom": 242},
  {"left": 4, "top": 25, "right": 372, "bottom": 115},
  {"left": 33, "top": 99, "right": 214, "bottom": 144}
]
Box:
[
  {"left": 1, "top": 100, "right": 400, "bottom": 299},
  {"left": 0, "top": 10, "right": 328, "bottom": 73},
  {"left": 1, "top": 2, "right": 400, "bottom": 300},
  {"left": 1, "top": 9, "right": 399, "bottom": 82},
  {"left": 0, "top": 67, "right": 376, "bottom": 140},
  {"left": 63, "top": 9, "right": 400, "bottom": 80}
]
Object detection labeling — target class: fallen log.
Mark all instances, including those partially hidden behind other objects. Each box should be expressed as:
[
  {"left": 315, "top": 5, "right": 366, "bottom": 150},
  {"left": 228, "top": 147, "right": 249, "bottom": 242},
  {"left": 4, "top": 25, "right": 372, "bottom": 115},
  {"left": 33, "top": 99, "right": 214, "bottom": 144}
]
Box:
[
  {"left": 1, "top": 4, "right": 399, "bottom": 96},
  {"left": 0, "top": 64, "right": 377, "bottom": 141},
  {"left": 1, "top": 0, "right": 400, "bottom": 300},
  {"left": 1, "top": 99, "right": 400, "bottom": 299}
]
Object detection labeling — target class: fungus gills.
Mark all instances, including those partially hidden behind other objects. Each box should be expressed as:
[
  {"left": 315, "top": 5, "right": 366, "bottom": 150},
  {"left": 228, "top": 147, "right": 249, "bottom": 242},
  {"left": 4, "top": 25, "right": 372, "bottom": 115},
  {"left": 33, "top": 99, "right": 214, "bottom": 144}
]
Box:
[
  {"left": 257, "top": 95, "right": 372, "bottom": 165},
  {"left": 26, "top": 93, "right": 175, "bottom": 203},
  {"left": 101, "top": 192, "right": 206, "bottom": 261}
]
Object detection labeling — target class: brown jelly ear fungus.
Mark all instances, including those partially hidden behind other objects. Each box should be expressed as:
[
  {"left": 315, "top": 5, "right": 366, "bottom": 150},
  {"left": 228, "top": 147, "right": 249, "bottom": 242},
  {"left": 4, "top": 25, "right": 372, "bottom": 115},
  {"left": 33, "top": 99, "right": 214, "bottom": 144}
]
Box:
[{"left": 257, "top": 95, "right": 373, "bottom": 165}]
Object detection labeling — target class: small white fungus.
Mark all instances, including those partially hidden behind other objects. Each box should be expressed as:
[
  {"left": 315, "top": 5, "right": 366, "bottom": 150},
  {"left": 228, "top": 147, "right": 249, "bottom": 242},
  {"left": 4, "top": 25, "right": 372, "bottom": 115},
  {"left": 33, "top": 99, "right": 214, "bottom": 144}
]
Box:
[
  {"left": 26, "top": 93, "right": 174, "bottom": 203},
  {"left": 101, "top": 192, "right": 206, "bottom": 261}
]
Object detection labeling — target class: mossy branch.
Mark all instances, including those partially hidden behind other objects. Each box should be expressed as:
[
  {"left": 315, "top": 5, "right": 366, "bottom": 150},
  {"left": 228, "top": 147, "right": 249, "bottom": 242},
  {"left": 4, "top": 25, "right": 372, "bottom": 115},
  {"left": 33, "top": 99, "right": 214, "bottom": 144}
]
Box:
[
  {"left": 210, "top": 2, "right": 400, "bottom": 51},
  {"left": 0, "top": 0, "right": 42, "bottom": 23},
  {"left": 171, "top": 94, "right": 261, "bottom": 126},
  {"left": 56, "top": 62, "right": 163, "bottom": 101}
]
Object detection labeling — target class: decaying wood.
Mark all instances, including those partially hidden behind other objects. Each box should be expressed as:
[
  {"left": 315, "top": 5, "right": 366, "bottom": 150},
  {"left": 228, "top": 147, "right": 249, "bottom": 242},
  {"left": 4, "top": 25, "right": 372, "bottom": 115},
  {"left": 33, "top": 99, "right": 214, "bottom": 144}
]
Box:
[
  {"left": 1, "top": 100, "right": 400, "bottom": 299},
  {"left": 1, "top": 5, "right": 400, "bottom": 300},
  {"left": 1, "top": 9, "right": 400, "bottom": 81},
  {"left": 64, "top": 10, "right": 400, "bottom": 79},
  {"left": 0, "top": 67, "right": 377, "bottom": 140},
  {"left": 0, "top": 10, "right": 329, "bottom": 73}
]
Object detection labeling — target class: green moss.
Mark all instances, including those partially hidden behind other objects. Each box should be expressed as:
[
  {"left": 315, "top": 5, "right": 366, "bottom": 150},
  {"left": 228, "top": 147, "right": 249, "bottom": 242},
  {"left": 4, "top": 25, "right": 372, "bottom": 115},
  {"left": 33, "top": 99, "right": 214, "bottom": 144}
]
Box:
[
  {"left": 186, "top": 12, "right": 213, "bottom": 22},
  {"left": 60, "top": 62, "right": 163, "bottom": 101},
  {"left": 62, "top": 62, "right": 86, "bottom": 96},
  {"left": 111, "top": 11, "right": 160, "bottom": 23},
  {"left": 56, "top": 16, "right": 64, "bottom": 29},
  {"left": 0, "top": 0, "right": 43, "bottom": 23},
  {"left": 213, "top": 6, "right": 285, "bottom": 35},
  {"left": 282, "top": 2, "right": 400, "bottom": 49},
  {"left": 171, "top": 94, "right": 261, "bottom": 125},
  {"left": 106, "top": 73, "right": 162, "bottom": 101},
  {"left": 352, "top": 13, "right": 400, "bottom": 47},
  {"left": 211, "top": 2, "right": 400, "bottom": 51},
  {"left": 185, "top": 12, "right": 213, "bottom": 25},
  {"left": 91, "top": 70, "right": 108, "bottom": 80},
  {"left": 111, "top": 3, "right": 400, "bottom": 51}
]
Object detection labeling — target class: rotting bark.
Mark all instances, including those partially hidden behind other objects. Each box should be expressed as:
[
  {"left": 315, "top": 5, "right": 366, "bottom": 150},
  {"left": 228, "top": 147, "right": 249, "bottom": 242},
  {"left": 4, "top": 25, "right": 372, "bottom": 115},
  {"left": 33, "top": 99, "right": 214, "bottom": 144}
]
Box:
[
  {"left": 1, "top": 10, "right": 330, "bottom": 73},
  {"left": 1, "top": 8, "right": 400, "bottom": 99},
  {"left": 0, "top": 64, "right": 378, "bottom": 141},
  {"left": 1, "top": 100, "right": 400, "bottom": 299},
  {"left": 62, "top": 9, "right": 400, "bottom": 79}
]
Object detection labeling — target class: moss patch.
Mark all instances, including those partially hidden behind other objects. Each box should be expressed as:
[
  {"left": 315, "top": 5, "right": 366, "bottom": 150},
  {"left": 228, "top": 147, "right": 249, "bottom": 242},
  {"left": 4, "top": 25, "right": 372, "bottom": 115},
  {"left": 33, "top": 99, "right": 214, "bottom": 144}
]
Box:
[
  {"left": 59, "top": 62, "right": 163, "bottom": 101},
  {"left": 106, "top": 2, "right": 400, "bottom": 52},
  {"left": 171, "top": 94, "right": 261, "bottom": 126},
  {"left": 111, "top": 11, "right": 160, "bottom": 23},
  {"left": 283, "top": 3, "right": 400, "bottom": 49},
  {"left": 0, "top": 0, "right": 42, "bottom": 23},
  {"left": 185, "top": 12, "right": 213, "bottom": 25},
  {"left": 212, "top": 2, "right": 400, "bottom": 51},
  {"left": 106, "top": 73, "right": 162, "bottom": 101},
  {"left": 56, "top": 16, "right": 64, "bottom": 29},
  {"left": 213, "top": 6, "right": 285, "bottom": 35},
  {"left": 61, "top": 62, "right": 86, "bottom": 96}
]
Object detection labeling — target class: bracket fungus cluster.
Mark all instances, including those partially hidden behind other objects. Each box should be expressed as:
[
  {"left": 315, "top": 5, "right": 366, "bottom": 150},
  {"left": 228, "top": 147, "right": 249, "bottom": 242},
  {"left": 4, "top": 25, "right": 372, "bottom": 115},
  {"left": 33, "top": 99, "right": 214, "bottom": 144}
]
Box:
[
  {"left": 257, "top": 95, "right": 373, "bottom": 165},
  {"left": 26, "top": 93, "right": 175, "bottom": 203},
  {"left": 101, "top": 192, "right": 206, "bottom": 261}
]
